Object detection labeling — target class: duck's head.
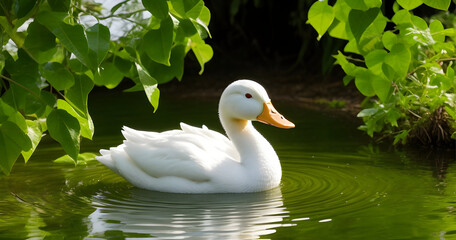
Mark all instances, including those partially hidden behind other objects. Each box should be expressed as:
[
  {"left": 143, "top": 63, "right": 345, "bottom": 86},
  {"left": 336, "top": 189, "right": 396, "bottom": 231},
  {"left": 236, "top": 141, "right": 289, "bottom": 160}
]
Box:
[{"left": 219, "top": 80, "right": 295, "bottom": 129}]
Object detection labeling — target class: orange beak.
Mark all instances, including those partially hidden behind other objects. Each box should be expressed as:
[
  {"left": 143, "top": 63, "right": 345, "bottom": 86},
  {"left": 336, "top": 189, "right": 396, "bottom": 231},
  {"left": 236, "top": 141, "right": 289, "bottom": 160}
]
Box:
[{"left": 256, "top": 102, "right": 295, "bottom": 129}]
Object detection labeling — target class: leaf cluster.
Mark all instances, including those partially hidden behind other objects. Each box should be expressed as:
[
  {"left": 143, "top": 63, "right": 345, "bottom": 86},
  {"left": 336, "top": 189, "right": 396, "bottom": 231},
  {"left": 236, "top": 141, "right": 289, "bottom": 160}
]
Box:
[
  {"left": 308, "top": 0, "right": 456, "bottom": 146},
  {"left": 0, "top": 0, "right": 212, "bottom": 174}
]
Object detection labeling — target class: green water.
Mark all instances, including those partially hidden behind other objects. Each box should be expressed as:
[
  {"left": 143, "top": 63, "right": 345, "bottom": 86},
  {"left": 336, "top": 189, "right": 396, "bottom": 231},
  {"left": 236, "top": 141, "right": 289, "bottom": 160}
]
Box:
[{"left": 1, "top": 90, "right": 456, "bottom": 239}]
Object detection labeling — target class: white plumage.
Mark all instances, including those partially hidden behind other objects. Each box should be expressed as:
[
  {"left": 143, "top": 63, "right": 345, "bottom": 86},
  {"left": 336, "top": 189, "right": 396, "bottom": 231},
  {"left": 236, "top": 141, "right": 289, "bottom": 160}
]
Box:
[{"left": 97, "top": 80, "right": 294, "bottom": 193}]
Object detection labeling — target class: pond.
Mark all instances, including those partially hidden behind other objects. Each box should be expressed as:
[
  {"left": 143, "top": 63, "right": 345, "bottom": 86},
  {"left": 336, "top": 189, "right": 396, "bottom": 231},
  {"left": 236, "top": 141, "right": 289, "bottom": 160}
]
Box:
[{"left": 1, "top": 89, "right": 456, "bottom": 239}]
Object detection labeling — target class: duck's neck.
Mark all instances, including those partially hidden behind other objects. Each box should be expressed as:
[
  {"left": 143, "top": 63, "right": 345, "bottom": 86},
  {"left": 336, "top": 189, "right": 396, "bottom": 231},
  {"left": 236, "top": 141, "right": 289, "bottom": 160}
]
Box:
[{"left": 219, "top": 114, "right": 282, "bottom": 186}]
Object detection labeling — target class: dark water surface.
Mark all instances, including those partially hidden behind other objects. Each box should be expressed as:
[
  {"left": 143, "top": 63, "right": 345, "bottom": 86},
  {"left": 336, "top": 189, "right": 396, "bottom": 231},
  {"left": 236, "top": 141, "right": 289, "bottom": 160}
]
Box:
[{"left": 1, "top": 90, "right": 456, "bottom": 239}]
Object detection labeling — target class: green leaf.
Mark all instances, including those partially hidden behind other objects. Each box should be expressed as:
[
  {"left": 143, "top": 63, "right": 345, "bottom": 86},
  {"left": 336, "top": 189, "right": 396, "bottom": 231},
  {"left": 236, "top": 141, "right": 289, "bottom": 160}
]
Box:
[
  {"left": 170, "top": 0, "right": 204, "bottom": 19},
  {"left": 136, "top": 63, "right": 160, "bottom": 112},
  {"left": 392, "top": 10, "right": 412, "bottom": 25},
  {"left": 23, "top": 21, "right": 57, "bottom": 64},
  {"left": 429, "top": 20, "right": 445, "bottom": 43},
  {"left": 140, "top": 45, "right": 186, "bottom": 83},
  {"left": 357, "top": 108, "right": 378, "bottom": 117},
  {"left": 372, "top": 74, "right": 392, "bottom": 102},
  {"left": 354, "top": 68, "right": 375, "bottom": 97},
  {"left": 21, "top": 120, "right": 43, "bottom": 163},
  {"left": 54, "top": 152, "right": 98, "bottom": 165},
  {"left": 1, "top": 121, "right": 31, "bottom": 152},
  {"left": 364, "top": 0, "right": 382, "bottom": 8},
  {"left": 365, "top": 49, "right": 387, "bottom": 75},
  {"left": 382, "top": 31, "right": 397, "bottom": 51},
  {"left": 348, "top": 8, "right": 379, "bottom": 44},
  {"left": 177, "top": 18, "right": 198, "bottom": 37},
  {"left": 65, "top": 75, "right": 94, "bottom": 116},
  {"left": 47, "top": 109, "right": 80, "bottom": 162},
  {"left": 13, "top": 0, "right": 36, "bottom": 18},
  {"left": 345, "top": 0, "right": 368, "bottom": 10},
  {"left": 198, "top": 6, "right": 211, "bottom": 25},
  {"left": 86, "top": 23, "right": 110, "bottom": 68},
  {"left": 143, "top": 16, "right": 174, "bottom": 66},
  {"left": 41, "top": 62, "right": 75, "bottom": 90},
  {"left": 397, "top": 0, "right": 422, "bottom": 10},
  {"left": 349, "top": 8, "right": 386, "bottom": 54},
  {"left": 0, "top": 126, "right": 23, "bottom": 175},
  {"left": 384, "top": 43, "right": 411, "bottom": 80},
  {"left": 47, "top": 0, "right": 71, "bottom": 12},
  {"left": 69, "top": 58, "right": 89, "bottom": 73},
  {"left": 37, "top": 11, "right": 91, "bottom": 68},
  {"left": 393, "top": 130, "right": 409, "bottom": 145},
  {"left": 56, "top": 99, "right": 94, "bottom": 140},
  {"left": 422, "top": 0, "right": 450, "bottom": 10},
  {"left": 307, "top": 0, "right": 335, "bottom": 40},
  {"left": 142, "top": 0, "right": 169, "bottom": 20},
  {"left": 190, "top": 36, "right": 213, "bottom": 74},
  {"left": 333, "top": 51, "right": 358, "bottom": 76},
  {"left": 93, "top": 62, "right": 124, "bottom": 89}
]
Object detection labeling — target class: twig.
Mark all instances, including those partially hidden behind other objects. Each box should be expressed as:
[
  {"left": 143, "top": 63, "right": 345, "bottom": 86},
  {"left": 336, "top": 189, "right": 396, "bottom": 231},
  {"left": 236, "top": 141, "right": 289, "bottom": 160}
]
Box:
[
  {"left": 408, "top": 109, "right": 422, "bottom": 119},
  {"left": 436, "top": 58, "right": 456, "bottom": 62},
  {"left": 345, "top": 56, "right": 365, "bottom": 63}
]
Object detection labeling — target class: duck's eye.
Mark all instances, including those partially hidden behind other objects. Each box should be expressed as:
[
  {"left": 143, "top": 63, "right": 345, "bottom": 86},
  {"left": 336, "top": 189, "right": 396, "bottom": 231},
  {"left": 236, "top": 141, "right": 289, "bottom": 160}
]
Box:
[{"left": 245, "top": 93, "right": 252, "bottom": 99}]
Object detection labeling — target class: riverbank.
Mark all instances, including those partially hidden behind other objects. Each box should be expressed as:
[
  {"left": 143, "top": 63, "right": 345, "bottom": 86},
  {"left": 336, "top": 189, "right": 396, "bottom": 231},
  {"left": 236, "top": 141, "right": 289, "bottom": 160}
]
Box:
[{"left": 159, "top": 55, "right": 364, "bottom": 120}]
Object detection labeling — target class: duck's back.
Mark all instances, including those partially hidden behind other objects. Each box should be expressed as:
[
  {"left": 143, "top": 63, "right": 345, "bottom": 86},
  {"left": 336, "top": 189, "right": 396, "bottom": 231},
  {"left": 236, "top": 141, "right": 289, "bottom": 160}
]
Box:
[{"left": 96, "top": 123, "right": 241, "bottom": 192}]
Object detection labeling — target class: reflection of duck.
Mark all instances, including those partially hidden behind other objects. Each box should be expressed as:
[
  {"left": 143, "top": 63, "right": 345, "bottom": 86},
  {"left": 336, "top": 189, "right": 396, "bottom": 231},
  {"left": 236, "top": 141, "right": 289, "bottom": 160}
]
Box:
[
  {"left": 89, "top": 187, "right": 287, "bottom": 239},
  {"left": 97, "top": 80, "right": 294, "bottom": 193}
]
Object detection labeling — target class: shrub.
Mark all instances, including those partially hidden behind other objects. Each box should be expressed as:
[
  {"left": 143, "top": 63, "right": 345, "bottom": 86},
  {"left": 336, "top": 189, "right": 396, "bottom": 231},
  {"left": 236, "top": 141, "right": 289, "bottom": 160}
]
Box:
[
  {"left": 0, "top": 0, "right": 212, "bottom": 174},
  {"left": 308, "top": 0, "right": 456, "bottom": 146}
]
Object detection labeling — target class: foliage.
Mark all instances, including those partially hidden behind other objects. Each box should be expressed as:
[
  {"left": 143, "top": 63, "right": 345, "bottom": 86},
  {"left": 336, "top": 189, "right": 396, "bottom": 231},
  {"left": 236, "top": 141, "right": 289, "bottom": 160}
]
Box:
[
  {"left": 0, "top": 0, "right": 212, "bottom": 175},
  {"left": 307, "top": 0, "right": 456, "bottom": 146}
]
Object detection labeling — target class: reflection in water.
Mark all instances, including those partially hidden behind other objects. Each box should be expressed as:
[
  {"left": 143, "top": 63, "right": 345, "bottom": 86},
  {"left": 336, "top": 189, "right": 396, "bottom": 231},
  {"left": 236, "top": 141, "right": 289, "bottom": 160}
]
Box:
[{"left": 88, "top": 186, "right": 288, "bottom": 239}]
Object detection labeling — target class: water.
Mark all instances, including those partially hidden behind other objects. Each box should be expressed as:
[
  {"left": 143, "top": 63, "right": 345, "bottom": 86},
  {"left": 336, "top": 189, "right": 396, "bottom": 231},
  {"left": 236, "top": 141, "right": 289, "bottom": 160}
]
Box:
[{"left": 1, "top": 90, "right": 456, "bottom": 239}]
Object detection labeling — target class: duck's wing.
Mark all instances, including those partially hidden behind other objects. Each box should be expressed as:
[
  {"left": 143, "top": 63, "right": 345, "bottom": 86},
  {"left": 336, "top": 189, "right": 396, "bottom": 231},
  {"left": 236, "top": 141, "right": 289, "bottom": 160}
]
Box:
[{"left": 118, "top": 123, "right": 239, "bottom": 183}]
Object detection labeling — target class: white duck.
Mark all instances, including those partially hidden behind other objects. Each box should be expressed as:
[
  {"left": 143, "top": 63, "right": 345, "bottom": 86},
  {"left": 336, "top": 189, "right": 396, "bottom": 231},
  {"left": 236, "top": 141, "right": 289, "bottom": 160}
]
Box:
[{"left": 96, "top": 80, "right": 294, "bottom": 193}]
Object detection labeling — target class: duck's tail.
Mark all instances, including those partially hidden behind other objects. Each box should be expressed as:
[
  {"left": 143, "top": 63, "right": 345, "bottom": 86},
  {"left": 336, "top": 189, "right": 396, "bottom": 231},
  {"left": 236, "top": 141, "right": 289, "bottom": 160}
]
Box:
[{"left": 96, "top": 148, "right": 121, "bottom": 174}]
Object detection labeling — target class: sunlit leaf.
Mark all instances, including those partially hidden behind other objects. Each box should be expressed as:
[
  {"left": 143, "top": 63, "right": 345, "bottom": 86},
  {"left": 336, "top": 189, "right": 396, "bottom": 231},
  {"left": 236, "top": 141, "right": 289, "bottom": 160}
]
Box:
[
  {"left": 372, "top": 74, "right": 392, "bottom": 102},
  {"left": 47, "top": 109, "right": 80, "bottom": 162},
  {"left": 56, "top": 99, "right": 94, "bottom": 140},
  {"left": 349, "top": 8, "right": 379, "bottom": 43},
  {"left": 344, "top": 0, "right": 368, "bottom": 10},
  {"left": 397, "top": 0, "right": 422, "bottom": 10},
  {"left": 136, "top": 63, "right": 160, "bottom": 112},
  {"left": 170, "top": 0, "right": 203, "bottom": 19},
  {"left": 358, "top": 108, "right": 379, "bottom": 118},
  {"left": 422, "top": 0, "right": 451, "bottom": 10},
  {"left": 392, "top": 10, "right": 412, "bottom": 25},
  {"left": 307, "top": 0, "right": 335, "bottom": 40},
  {"left": 93, "top": 62, "right": 124, "bottom": 89},
  {"left": 365, "top": 49, "right": 387, "bottom": 75},
  {"left": 21, "top": 120, "right": 43, "bottom": 163},
  {"left": 382, "top": 31, "right": 397, "bottom": 51},
  {"left": 429, "top": 20, "right": 445, "bottom": 43},
  {"left": 54, "top": 152, "right": 98, "bottom": 165},
  {"left": 333, "top": 51, "right": 358, "bottom": 76},
  {"left": 385, "top": 43, "right": 411, "bottom": 80},
  {"left": 354, "top": 68, "right": 375, "bottom": 97},
  {"left": 190, "top": 36, "right": 213, "bottom": 74}
]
